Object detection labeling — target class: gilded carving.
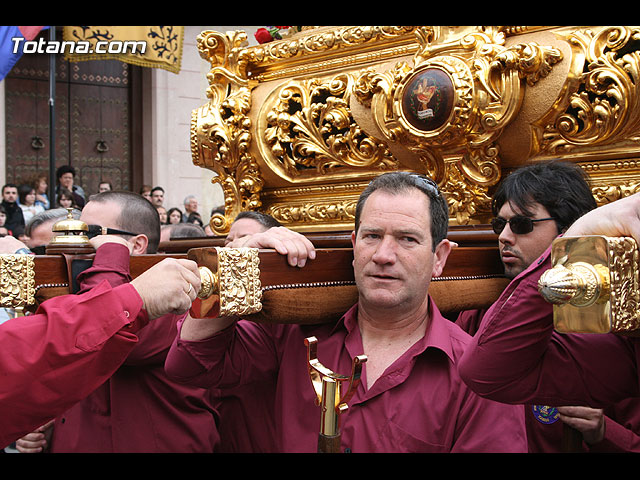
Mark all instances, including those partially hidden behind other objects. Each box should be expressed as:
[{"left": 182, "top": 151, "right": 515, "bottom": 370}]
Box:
[
  {"left": 592, "top": 181, "right": 640, "bottom": 204},
  {"left": 216, "top": 247, "right": 262, "bottom": 317},
  {"left": 267, "top": 197, "right": 358, "bottom": 226},
  {"left": 190, "top": 30, "right": 264, "bottom": 235},
  {"left": 608, "top": 237, "right": 640, "bottom": 332},
  {"left": 355, "top": 26, "right": 563, "bottom": 222},
  {"left": 540, "top": 27, "right": 640, "bottom": 154},
  {"left": 245, "top": 26, "right": 418, "bottom": 74},
  {"left": 0, "top": 254, "right": 35, "bottom": 311},
  {"left": 193, "top": 27, "right": 640, "bottom": 233},
  {"left": 260, "top": 73, "right": 398, "bottom": 181}
]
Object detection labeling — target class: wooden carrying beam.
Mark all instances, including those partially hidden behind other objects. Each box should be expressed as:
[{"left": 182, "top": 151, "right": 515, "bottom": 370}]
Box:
[
  {"left": 187, "top": 246, "right": 509, "bottom": 324},
  {"left": 25, "top": 253, "right": 186, "bottom": 309},
  {"left": 9, "top": 242, "right": 507, "bottom": 324}
]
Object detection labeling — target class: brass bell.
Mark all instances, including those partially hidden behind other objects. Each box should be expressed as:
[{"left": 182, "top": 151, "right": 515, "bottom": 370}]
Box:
[{"left": 46, "top": 208, "right": 94, "bottom": 254}]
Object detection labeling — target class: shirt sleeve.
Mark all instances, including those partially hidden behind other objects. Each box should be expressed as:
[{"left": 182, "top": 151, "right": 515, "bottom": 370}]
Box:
[
  {"left": 76, "top": 242, "right": 183, "bottom": 366},
  {"left": 0, "top": 281, "right": 149, "bottom": 447},
  {"left": 76, "top": 242, "right": 132, "bottom": 292},
  {"left": 586, "top": 416, "right": 640, "bottom": 452},
  {"left": 165, "top": 318, "right": 279, "bottom": 389},
  {"left": 458, "top": 246, "right": 639, "bottom": 407}
]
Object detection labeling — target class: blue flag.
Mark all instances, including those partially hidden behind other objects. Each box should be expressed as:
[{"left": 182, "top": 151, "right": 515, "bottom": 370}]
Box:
[{"left": 0, "top": 26, "right": 48, "bottom": 81}]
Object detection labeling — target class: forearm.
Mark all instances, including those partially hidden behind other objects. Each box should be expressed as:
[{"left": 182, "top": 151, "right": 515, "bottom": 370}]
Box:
[
  {"left": 179, "top": 314, "right": 236, "bottom": 341},
  {"left": 76, "top": 242, "right": 131, "bottom": 292},
  {"left": 166, "top": 318, "right": 279, "bottom": 389},
  {"left": 165, "top": 319, "right": 238, "bottom": 387},
  {"left": 458, "top": 252, "right": 556, "bottom": 403}
]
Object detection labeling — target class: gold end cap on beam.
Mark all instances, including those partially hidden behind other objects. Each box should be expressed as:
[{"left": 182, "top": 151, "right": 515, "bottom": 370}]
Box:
[
  {"left": 188, "top": 247, "right": 262, "bottom": 319},
  {"left": 197, "top": 266, "right": 217, "bottom": 299},
  {"left": 538, "top": 261, "right": 610, "bottom": 307},
  {"left": 538, "top": 235, "right": 640, "bottom": 334}
]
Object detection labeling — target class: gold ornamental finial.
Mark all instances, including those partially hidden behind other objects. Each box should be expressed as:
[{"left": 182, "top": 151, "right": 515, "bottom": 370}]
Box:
[
  {"left": 538, "top": 235, "right": 640, "bottom": 334},
  {"left": 304, "top": 336, "right": 367, "bottom": 453},
  {"left": 538, "top": 261, "right": 610, "bottom": 307}
]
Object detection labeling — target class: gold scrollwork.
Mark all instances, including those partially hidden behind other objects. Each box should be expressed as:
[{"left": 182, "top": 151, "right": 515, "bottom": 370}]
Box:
[
  {"left": 0, "top": 254, "right": 35, "bottom": 310},
  {"left": 541, "top": 26, "right": 640, "bottom": 154},
  {"left": 608, "top": 237, "right": 640, "bottom": 332},
  {"left": 244, "top": 26, "right": 419, "bottom": 71},
  {"left": 592, "top": 181, "right": 640, "bottom": 204},
  {"left": 259, "top": 72, "right": 398, "bottom": 181},
  {"left": 267, "top": 198, "right": 358, "bottom": 227},
  {"left": 190, "top": 30, "right": 264, "bottom": 235}
]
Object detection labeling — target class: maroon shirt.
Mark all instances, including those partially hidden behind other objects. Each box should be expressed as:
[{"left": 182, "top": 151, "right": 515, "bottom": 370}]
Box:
[
  {"left": 166, "top": 297, "right": 526, "bottom": 452},
  {"left": 459, "top": 246, "right": 640, "bottom": 452},
  {"left": 49, "top": 243, "right": 220, "bottom": 453},
  {"left": 0, "top": 280, "right": 148, "bottom": 448}
]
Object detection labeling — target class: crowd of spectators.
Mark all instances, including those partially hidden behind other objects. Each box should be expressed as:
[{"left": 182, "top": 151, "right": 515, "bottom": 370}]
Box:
[{"left": 2, "top": 166, "right": 222, "bottom": 245}]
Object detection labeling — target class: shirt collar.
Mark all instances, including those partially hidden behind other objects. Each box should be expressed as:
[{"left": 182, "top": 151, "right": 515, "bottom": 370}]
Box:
[{"left": 333, "top": 297, "right": 456, "bottom": 363}]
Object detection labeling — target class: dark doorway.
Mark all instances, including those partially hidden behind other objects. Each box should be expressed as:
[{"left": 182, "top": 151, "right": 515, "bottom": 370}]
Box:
[{"left": 4, "top": 29, "right": 142, "bottom": 198}]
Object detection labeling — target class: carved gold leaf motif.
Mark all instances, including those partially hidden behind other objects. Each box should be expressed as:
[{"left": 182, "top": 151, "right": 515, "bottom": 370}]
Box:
[{"left": 0, "top": 254, "right": 35, "bottom": 309}]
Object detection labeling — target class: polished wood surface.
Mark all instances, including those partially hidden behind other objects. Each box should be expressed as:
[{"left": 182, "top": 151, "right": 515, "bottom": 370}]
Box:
[
  {"left": 157, "top": 226, "right": 499, "bottom": 253},
  {"left": 29, "top": 226, "right": 505, "bottom": 323}
]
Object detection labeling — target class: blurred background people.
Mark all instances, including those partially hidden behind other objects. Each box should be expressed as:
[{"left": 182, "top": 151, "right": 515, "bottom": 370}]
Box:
[
  {"left": 167, "top": 207, "right": 183, "bottom": 225},
  {"left": 157, "top": 206, "right": 168, "bottom": 225},
  {"left": 55, "top": 166, "right": 85, "bottom": 209},
  {"left": 98, "top": 181, "right": 112, "bottom": 193},
  {"left": 18, "top": 184, "right": 44, "bottom": 225}
]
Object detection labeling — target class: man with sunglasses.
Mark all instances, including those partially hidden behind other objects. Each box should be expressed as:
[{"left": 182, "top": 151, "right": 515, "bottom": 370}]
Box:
[
  {"left": 457, "top": 161, "right": 640, "bottom": 452},
  {"left": 490, "top": 160, "right": 597, "bottom": 281},
  {"left": 15, "top": 191, "right": 220, "bottom": 453},
  {"left": 165, "top": 171, "right": 526, "bottom": 452}
]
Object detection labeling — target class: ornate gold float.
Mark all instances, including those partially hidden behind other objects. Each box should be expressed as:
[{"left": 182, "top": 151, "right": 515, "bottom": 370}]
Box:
[{"left": 190, "top": 26, "right": 640, "bottom": 235}]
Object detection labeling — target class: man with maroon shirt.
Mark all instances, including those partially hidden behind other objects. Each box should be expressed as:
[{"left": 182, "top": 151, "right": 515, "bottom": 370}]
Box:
[
  {"left": 0, "top": 240, "right": 200, "bottom": 449},
  {"left": 15, "top": 191, "right": 219, "bottom": 453},
  {"left": 457, "top": 161, "right": 640, "bottom": 452},
  {"left": 165, "top": 172, "right": 527, "bottom": 452}
]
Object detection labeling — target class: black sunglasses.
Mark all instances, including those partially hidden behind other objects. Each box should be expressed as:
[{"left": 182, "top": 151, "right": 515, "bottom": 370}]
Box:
[
  {"left": 86, "top": 224, "right": 139, "bottom": 239},
  {"left": 491, "top": 215, "right": 555, "bottom": 235}
]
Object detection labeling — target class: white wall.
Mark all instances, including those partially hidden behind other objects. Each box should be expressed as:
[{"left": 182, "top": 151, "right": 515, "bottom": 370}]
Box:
[{"left": 144, "top": 26, "right": 261, "bottom": 224}]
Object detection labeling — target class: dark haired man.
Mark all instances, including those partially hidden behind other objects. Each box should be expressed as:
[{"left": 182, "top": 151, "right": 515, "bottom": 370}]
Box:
[
  {"left": 150, "top": 186, "right": 164, "bottom": 208},
  {"left": 458, "top": 161, "right": 640, "bottom": 452},
  {"left": 1, "top": 184, "right": 25, "bottom": 238},
  {"left": 166, "top": 171, "right": 526, "bottom": 452},
  {"left": 490, "top": 160, "right": 597, "bottom": 280},
  {"left": 16, "top": 191, "right": 219, "bottom": 453}
]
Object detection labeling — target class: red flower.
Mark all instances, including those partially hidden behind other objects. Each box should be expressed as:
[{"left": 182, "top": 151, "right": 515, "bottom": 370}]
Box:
[{"left": 255, "top": 28, "right": 274, "bottom": 44}]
